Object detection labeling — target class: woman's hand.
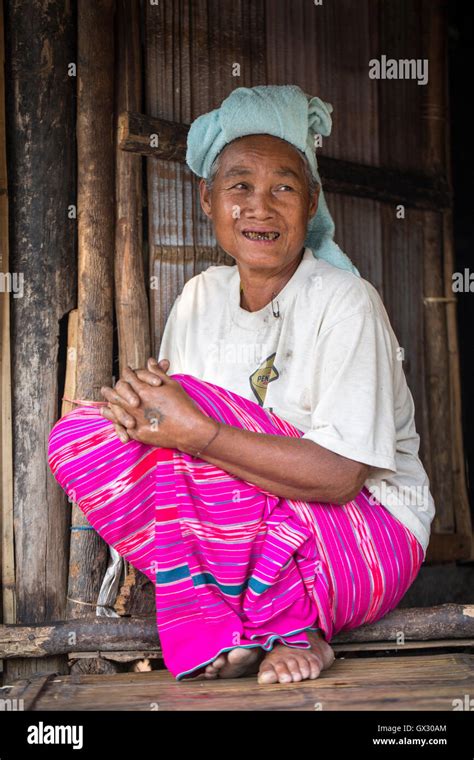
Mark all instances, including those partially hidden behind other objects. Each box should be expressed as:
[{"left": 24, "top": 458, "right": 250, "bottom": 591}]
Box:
[
  {"left": 101, "top": 358, "right": 169, "bottom": 443},
  {"left": 100, "top": 358, "right": 212, "bottom": 452}
]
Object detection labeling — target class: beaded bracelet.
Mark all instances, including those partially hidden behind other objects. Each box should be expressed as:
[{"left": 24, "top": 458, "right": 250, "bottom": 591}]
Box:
[{"left": 192, "top": 421, "right": 221, "bottom": 459}]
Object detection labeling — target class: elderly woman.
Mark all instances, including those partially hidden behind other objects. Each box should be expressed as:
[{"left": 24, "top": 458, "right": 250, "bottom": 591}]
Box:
[{"left": 48, "top": 85, "right": 434, "bottom": 685}]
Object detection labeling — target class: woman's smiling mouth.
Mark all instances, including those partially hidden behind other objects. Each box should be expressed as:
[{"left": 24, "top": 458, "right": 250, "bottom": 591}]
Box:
[{"left": 241, "top": 229, "right": 281, "bottom": 242}]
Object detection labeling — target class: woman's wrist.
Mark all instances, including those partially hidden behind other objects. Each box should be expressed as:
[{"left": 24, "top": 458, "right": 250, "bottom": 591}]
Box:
[{"left": 177, "top": 415, "right": 221, "bottom": 457}]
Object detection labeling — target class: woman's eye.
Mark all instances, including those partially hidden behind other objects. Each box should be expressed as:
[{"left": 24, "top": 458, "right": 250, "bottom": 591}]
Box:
[{"left": 228, "top": 183, "right": 294, "bottom": 192}]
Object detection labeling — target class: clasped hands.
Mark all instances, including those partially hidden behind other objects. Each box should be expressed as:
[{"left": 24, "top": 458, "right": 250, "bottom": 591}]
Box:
[{"left": 99, "top": 358, "right": 218, "bottom": 455}]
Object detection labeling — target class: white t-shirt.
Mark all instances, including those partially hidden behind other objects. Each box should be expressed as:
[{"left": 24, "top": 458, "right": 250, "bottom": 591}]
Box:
[{"left": 158, "top": 246, "right": 435, "bottom": 555}]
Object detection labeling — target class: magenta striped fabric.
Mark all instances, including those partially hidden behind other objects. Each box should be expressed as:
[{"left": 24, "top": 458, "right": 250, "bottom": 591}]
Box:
[{"left": 47, "top": 373, "right": 425, "bottom": 680}]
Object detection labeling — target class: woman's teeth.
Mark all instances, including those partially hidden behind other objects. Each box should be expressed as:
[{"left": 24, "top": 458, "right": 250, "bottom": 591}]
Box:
[{"left": 242, "top": 231, "right": 280, "bottom": 240}]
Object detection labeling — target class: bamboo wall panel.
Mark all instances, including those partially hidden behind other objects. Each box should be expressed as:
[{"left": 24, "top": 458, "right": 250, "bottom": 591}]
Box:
[
  {"left": 420, "top": 0, "right": 447, "bottom": 176},
  {"left": 422, "top": 210, "right": 454, "bottom": 532},
  {"left": 266, "top": 0, "right": 380, "bottom": 167},
  {"left": 325, "top": 192, "right": 384, "bottom": 295},
  {"left": 380, "top": 205, "right": 432, "bottom": 515},
  {"left": 145, "top": 0, "right": 265, "bottom": 348},
  {"left": 327, "top": 193, "right": 432, "bottom": 475},
  {"left": 377, "top": 0, "right": 427, "bottom": 173},
  {"left": 442, "top": 210, "right": 472, "bottom": 545}
]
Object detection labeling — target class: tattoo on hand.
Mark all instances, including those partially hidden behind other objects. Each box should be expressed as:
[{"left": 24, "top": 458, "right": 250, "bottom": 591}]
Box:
[{"left": 144, "top": 406, "right": 165, "bottom": 431}]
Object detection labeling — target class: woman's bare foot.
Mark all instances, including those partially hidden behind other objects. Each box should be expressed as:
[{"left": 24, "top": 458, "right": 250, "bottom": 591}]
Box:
[
  {"left": 257, "top": 629, "right": 335, "bottom": 685},
  {"left": 191, "top": 630, "right": 334, "bottom": 682},
  {"left": 201, "top": 647, "right": 264, "bottom": 679}
]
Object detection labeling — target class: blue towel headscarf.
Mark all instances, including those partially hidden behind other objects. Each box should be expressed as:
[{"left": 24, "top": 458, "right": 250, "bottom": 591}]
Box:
[{"left": 185, "top": 84, "right": 360, "bottom": 277}]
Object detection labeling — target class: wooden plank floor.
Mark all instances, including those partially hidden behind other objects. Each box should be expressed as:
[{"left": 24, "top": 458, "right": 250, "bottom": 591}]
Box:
[{"left": 5, "top": 651, "right": 474, "bottom": 711}]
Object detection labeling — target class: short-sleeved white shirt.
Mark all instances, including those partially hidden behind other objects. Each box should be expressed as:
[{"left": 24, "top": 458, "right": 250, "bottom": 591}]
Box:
[{"left": 158, "top": 246, "right": 435, "bottom": 555}]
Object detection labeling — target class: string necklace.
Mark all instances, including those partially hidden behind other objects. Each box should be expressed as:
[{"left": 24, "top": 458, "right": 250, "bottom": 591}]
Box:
[
  {"left": 238, "top": 248, "right": 304, "bottom": 317},
  {"left": 239, "top": 283, "right": 280, "bottom": 317}
]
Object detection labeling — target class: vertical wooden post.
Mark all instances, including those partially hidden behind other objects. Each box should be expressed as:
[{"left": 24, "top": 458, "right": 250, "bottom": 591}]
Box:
[
  {"left": 5, "top": 0, "right": 75, "bottom": 679},
  {"left": 0, "top": 0, "right": 15, "bottom": 630},
  {"left": 67, "top": 0, "right": 116, "bottom": 619},
  {"left": 115, "top": 0, "right": 150, "bottom": 374},
  {"left": 112, "top": 0, "right": 153, "bottom": 614},
  {"left": 421, "top": 0, "right": 471, "bottom": 555}
]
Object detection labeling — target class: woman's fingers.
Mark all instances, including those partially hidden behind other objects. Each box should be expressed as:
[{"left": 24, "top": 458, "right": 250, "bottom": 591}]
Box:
[
  {"left": 100, "top": 379, "right": 140, "bottom": 408},
  {"left": 114, "top": 423, "right": 130, "bottom": 443},
  {"left": 151, "top": 357, "right": 170, "bottom": 373},
  {"left": 100, "top": 360, "right": 170, "bottom": 406},
  {"left": 147, "top": 357, "right": 170, "bottom": 379},
  {"left": 122, "top": 364, "right": 171, "bottom": 396},
  {"left": 99, "top": 406, "right": 132, "bottom": 442},
  {"left": 100, "top": 403, "right": 136, "bottom": 430},
  {"left": 135, "top": 368, "right": 163, "bottom": 386},
  {"left": 99, "top": 361, "right": 172, "bottom": 446}
]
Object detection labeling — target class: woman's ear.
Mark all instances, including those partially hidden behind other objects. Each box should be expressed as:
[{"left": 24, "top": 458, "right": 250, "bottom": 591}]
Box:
[{"left": 199, "top": 178, "right": 212, "bottom": 219}]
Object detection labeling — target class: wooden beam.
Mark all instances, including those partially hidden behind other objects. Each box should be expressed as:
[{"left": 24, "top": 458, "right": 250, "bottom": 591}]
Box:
[
  {"left": 0, "top": 604, "right": 473, "bottom": 658},
  {"left": 66, "top": 638, "right": 474, "bottom": 661},
  {"left": 0, "top": 617, "right": 160, "bottom": 658},
  {"left": 333, "top": 603, "right": 474, "bottom": 643},
  {"left": 425, "top": 532, "right": 472, "bottom": 563},
  {"left": 118, "top": 111, "right": 188, "bottom": 162},
  {"left": 317, "top": 155, "right": 451, "bottom": 211},
  {"left": 118, "top": 110, "right": 452, "bottom": 210}
]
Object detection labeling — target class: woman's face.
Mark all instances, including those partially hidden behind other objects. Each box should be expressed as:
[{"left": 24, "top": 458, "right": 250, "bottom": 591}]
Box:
[{"left": 199, "top": 134, "right": 319, "bottom": 272}]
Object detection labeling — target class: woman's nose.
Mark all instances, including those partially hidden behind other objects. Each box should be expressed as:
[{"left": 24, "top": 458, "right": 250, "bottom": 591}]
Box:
[{"left": 245, "top": 190, "right": 275, "bottom": 217}]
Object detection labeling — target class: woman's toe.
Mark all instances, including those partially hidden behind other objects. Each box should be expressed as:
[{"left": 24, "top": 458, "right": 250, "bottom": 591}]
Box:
[
  {"left": 226, "top": 647, "right": 252, "bottom": 665},
  {"left": 308, "top": 654, "right": 323, "bottom": 679},
  {"left": 284, "top": 657, "right": 304, "bottom": 682},
  {"left": 295, "top": 656, "right": 312, "bottom": 680},
  {"left": 257, "top": 664, "right": 279, "bottom": 684},
  {"left": 202, "top": 654, "right": 227, "bottom": 678},
  {"left": 272, "top": 662, "right": 293, "bottom": 683}
]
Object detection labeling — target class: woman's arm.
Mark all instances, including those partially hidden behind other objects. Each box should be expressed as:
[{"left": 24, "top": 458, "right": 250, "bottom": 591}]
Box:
[
  {"left": 179, "top": 413, "right": 370, "bottom": 504},
  {"left": 101, "top": 360, "right": 370, "bottom": 505}
]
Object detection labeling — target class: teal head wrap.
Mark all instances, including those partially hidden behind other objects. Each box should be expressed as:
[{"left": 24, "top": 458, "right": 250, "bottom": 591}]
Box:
[{"left": 185, "top": 84, "right": 360, "bottom": 277}]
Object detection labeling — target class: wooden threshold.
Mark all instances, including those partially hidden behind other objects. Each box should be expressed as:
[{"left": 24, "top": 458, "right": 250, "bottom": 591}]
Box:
[
  {"left": 63, "top": 638, "right": 474, "bottom": 665},
  {"left": 2, "top": 652, "right": 472, "bottom": 711}
]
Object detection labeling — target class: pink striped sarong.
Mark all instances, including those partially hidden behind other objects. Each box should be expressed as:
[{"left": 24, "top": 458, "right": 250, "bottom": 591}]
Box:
[{"left": 47, "top": 373, "right": 425, "bottom": 680}]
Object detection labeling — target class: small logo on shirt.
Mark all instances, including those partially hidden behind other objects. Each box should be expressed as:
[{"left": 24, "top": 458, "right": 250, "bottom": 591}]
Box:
[{"left": 249, "top": 352, "right": 279, "bottom": 405}]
